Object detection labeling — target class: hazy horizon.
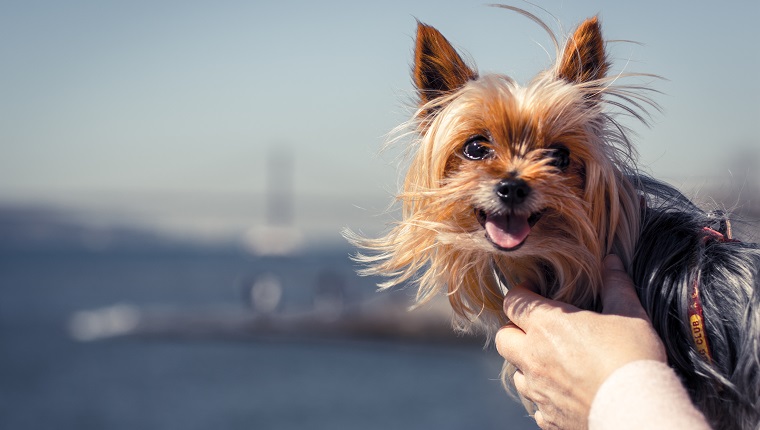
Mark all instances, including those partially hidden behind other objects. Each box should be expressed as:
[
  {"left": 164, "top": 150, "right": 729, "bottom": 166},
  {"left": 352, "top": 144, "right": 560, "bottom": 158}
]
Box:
[{"left": 2, "top": 0, "right": 758, "bottom": 246}]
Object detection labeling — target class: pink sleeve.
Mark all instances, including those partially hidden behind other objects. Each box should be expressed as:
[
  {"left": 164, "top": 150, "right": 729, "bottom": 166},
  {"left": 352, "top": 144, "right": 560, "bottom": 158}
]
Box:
[{"left": 588, "top": 360, "right": 711, "bottom": 430}]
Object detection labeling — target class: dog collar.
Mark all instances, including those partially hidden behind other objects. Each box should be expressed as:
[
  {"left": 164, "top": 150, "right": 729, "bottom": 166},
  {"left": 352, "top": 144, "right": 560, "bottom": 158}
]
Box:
[
  {"left": 688, "top": 273, "right": 712, "bottom": 364},
  {"left": 689, "top": 225, "right": 739, "bottom": 365}
]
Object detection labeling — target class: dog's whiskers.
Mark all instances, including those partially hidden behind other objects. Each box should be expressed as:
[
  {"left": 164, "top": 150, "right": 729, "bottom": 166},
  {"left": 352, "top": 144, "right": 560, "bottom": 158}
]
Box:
[{"left": 344, "top": 7, "right": 760, "bottom": 429}]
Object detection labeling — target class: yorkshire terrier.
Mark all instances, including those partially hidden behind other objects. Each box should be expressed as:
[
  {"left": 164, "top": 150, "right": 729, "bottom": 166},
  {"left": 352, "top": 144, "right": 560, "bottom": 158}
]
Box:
[{"left": 346, "top": 7, "right": 759, "bottom": 429}]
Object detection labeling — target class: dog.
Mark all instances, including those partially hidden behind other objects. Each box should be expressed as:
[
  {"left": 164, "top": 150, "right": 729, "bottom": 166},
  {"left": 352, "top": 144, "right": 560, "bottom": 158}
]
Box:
[{"left": 346, "top": 6, "right": 759, "bottom": 429}]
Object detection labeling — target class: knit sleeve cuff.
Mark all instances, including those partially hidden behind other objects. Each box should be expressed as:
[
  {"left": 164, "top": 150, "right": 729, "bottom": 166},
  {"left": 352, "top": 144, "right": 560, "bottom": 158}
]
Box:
[{"left": 588, "top": 360, "right": 711, "bottom": 430}]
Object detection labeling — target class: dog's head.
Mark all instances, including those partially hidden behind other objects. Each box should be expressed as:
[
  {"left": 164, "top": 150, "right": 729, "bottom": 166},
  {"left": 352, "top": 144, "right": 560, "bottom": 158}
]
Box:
[{"left": 351, "top": 14, "right": 648, "bottom": 330}]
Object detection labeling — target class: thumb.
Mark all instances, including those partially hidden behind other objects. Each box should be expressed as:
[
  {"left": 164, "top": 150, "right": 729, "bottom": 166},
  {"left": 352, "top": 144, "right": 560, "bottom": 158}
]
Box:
[{"left": 600, "top": 254, "right": 647, "bottom": 318}]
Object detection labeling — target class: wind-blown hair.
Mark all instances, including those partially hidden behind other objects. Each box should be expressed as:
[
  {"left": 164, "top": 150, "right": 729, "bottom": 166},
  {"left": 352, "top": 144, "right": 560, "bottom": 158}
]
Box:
[
  {"left": 348, "top": 14, "right": 647, "bottom": 337},
  {"left": 345, "top": 8, "right": 759, "bottom": 429}
]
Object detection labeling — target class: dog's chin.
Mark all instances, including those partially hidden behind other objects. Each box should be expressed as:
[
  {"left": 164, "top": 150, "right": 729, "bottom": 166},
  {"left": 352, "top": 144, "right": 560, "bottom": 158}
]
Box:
[{"left": 475, "top": 209, "right": 544, "bottom": 252}]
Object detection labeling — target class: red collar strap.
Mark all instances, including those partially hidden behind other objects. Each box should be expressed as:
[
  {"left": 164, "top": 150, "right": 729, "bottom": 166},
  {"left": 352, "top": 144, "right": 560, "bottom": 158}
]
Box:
[{"left": 688, "top": 225, "right": 739, "bottom": 365}]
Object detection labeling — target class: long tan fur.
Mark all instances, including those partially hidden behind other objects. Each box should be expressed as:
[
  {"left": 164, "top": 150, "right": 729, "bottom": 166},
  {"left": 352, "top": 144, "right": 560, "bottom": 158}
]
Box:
[
  {"left": 344, "top": 9, "right": 760, "bottom": 429},
  {"left": 347, "top": 15, "right": 648, "bottom": 339}
]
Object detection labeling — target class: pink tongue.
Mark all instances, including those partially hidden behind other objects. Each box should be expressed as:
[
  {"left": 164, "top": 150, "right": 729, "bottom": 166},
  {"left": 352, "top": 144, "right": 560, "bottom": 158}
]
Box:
[{"left": 485, "top": 214, "right": 531, "bottom": 249}]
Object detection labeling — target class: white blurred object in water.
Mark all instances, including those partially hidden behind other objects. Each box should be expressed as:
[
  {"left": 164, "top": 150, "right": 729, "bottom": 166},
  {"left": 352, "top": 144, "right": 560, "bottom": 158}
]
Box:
[
  {"left": 249, "top": 273, "right": 283, "bottom": 314},
  {"left": 68, "top": 304, "right": 141, "bottom": 341}
]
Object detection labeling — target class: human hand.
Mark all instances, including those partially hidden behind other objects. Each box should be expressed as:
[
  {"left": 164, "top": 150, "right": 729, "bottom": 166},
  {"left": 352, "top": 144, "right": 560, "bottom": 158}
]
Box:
[{"left": 495, "top": 255, "right": 667, "bottom": 429}]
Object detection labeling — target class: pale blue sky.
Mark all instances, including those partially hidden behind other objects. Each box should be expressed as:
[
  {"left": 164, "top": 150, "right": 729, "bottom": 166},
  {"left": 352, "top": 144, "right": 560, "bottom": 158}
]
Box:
[{"left": 1, "top": 1, "right": 758, "bottom": 244}]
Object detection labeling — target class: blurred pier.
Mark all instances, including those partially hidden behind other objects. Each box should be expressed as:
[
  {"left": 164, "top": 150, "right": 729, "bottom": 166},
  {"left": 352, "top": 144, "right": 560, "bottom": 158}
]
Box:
[{"left": 67, "top": 297, "right": 475, "bottom": 346}]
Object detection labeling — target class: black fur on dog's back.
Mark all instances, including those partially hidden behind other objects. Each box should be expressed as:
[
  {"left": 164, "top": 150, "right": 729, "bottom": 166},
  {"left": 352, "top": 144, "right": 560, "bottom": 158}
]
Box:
[{"left": 632, "top": 176, "right": 760, "bottom": 430}]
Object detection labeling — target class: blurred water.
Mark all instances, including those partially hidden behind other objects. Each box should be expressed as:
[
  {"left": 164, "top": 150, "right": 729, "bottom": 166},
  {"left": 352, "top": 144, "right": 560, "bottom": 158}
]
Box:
[{"left": 0, "top": 248, "right": 537, "bottom": 430}]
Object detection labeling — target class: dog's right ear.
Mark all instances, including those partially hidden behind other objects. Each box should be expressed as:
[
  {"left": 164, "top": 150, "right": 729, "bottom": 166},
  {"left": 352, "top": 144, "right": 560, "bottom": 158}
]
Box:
[{"left": 413, "top": 22, "right": 477, "bottom": 116}]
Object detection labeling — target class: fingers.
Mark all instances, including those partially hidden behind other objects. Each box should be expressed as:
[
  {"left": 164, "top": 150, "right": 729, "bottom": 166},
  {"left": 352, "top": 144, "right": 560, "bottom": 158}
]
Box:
[
  {"left": 500, "top": 282, "right": 577, "bottom": 367},
  {"left": 513, "top": 368, "right": 528, "bottom": 395},
  {"left": 514, "top": 371, "right": 557, "bottom": 430},
  {"left": 502, "top": 283, "right": 555, "bottom": 332},
  {"left": 603, "top": 253, "right": 625, "bottom": 272},
  {"left": 512, "top": 370, "right": 541, "bottom": 425},
  {"left": 533, "top": 410, "right": 549, "bottom": 430},
  {"left": 495, "top": 323, "right": 526, "bottom": 368},
  {"left": 600, "top": 254, "right": 647, "bottom": 318}
]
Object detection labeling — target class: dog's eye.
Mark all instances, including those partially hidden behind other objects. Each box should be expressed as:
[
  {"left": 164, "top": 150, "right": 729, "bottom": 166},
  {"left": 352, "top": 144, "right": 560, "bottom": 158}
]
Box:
[
  {"left": 462, "top": 136, "right": 493, "bottom": 160},
  {"left": 548, "top": 145, "right": 570, "bottom": 170}
]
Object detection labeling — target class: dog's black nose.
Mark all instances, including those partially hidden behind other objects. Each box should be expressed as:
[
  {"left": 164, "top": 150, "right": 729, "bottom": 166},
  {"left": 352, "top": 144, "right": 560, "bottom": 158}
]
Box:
[{"left": 496, "top": 178, "right": 531, "bottom": 207}]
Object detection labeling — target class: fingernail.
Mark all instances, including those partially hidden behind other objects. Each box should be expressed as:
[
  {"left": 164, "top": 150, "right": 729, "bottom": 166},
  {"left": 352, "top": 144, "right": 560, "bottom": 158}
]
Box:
[{"left": 603, "top": 254, "right": 624, "bottom": 271}]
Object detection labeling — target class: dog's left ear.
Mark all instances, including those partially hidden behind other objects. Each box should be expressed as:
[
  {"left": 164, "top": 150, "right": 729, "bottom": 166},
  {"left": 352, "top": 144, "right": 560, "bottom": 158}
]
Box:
[
  {"left": 557, "top": 17, "right": 608, "bottom": 85},
  {"left": 413, "top": 22, "right": 478, "bottom": 114}
]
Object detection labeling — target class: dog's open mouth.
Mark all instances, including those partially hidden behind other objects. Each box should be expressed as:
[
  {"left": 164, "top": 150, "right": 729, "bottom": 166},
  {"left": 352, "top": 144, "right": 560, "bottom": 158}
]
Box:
[{"left": 475, "top": 209, "right": 544, "bottom": 251}]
